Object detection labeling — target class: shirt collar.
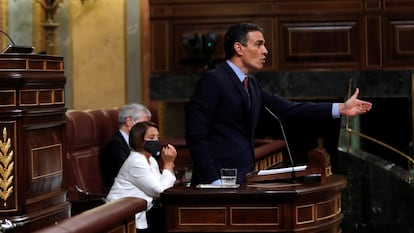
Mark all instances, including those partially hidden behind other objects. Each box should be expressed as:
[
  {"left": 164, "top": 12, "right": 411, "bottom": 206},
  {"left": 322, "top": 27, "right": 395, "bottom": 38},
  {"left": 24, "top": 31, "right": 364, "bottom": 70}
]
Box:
[
  {"left": 119, "top": 129, "right": 129, "bottom": 145},
  {"left": 226, "top": 60, "right": 246, "bottom": 83}
]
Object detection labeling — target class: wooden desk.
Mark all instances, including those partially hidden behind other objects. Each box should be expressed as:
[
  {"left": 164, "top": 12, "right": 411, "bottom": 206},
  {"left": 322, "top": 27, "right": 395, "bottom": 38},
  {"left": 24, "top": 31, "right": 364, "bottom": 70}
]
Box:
[{"left": 161, "top": 175, "right": 346, "bottom": 233}]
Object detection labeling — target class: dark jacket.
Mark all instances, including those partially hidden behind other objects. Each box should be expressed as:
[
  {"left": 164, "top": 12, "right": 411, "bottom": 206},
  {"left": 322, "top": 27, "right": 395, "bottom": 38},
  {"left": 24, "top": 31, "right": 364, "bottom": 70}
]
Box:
[
  {"left": 100, "top": 131, "right": 130, "bottom": 192},
  {"left": 186, "top": 62, "right": 333, "bottom": 185}
]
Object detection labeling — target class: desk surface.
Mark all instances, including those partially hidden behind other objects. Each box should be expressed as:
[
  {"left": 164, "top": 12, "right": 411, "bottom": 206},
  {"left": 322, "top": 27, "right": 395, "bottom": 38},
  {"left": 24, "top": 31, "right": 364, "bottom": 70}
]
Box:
[{"left": 161, "top": 175, "right": 346, "bottom": 232}]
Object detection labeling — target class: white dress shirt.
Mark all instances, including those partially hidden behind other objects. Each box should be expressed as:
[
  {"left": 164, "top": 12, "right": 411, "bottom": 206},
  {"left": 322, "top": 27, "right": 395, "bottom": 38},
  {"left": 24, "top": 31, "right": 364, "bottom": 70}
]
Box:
[{"left": 105, "top": 151, "right": 176, "bottom": 229}]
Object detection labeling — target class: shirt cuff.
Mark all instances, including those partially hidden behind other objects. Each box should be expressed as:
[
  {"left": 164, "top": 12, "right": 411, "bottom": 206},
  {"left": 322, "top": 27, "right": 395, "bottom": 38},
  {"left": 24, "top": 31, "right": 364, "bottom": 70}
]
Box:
[
  {"left": 332, "top": 103, "right": 340, "bottom": 118},
  {"left": 211, "top": 179, "right": 222, "bottom": 185}
]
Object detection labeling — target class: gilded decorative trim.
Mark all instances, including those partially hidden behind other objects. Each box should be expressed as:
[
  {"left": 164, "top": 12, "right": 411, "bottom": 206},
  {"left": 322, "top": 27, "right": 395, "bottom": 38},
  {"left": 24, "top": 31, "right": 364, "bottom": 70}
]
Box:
[
  {"left": 19, "top": 88, "right": 65, "bottom": 106},
  {"left": 315, "top": 197, "right": 338, "bottom": 221},
  {"left": 0, "top": 90, "right": 16, "bottom": 107},
  {"left": 54, "top": 88, "right": 65, "bottom": 104},
  {"left": 38, "top": 89, "right": 55, "bottom": 105},
  {"left": 296, "top": 203, "right": 315, "bottom": 225},
  {"left": 0, "top": 127, "right": 14, "bottom": 207}
]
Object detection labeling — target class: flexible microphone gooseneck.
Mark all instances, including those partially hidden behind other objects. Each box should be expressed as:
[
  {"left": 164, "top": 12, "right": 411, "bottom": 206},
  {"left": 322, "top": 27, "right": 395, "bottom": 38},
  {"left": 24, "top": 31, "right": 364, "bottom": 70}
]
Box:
[
  {"left": 264, "top": 106, "right": 296, "bottom": 183},
  {"left": 0, "top": 30, "right": 34, "bottom": 54},
  {"left": 0, "top": 30, "right": 16, "bottom": 46}
]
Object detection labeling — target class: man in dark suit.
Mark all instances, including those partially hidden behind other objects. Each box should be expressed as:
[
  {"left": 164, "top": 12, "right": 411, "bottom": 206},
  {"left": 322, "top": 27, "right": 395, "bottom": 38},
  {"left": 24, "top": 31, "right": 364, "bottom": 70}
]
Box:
[
  {"left": 100, "top": 103, "right": 152, "bottom": 192},
  {"left": 185, "top": 22, "right": 372, "bottom": 186}
]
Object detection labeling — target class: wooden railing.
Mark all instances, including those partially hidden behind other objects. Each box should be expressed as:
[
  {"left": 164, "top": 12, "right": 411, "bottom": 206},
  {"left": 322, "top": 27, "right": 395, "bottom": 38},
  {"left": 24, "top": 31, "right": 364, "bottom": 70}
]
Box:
[{"left": 32, "top": 197, "right": 147, "bottom": 233}]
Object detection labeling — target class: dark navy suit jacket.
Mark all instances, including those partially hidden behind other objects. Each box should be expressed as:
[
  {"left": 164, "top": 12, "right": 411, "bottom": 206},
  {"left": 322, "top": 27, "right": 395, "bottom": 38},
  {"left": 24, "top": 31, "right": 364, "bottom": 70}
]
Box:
[
  {"left": 186, "top": 62, "right": 333, "bottom": 185},
  {"left": 100, "top": 131, "right": 130, "bottom": 192}
]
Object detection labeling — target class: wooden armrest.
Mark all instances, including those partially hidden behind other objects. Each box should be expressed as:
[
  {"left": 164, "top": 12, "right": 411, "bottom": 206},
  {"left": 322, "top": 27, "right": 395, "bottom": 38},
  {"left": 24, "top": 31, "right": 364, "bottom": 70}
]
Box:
[{"left": 33, "top": 197, "right": 147, "bottom": 233}]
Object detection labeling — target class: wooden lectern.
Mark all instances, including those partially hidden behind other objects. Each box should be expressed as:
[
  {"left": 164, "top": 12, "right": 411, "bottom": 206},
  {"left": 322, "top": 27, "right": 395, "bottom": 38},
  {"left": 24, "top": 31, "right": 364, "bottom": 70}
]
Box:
[
  {"left": 0, "top": 53, "right": 70, "bottom": 232},
  {"left": 247, "top": 140, "right": 333, "bottom": 184},
  {"left": 161, "top": 141, "right": 346, "bottom": 233}
]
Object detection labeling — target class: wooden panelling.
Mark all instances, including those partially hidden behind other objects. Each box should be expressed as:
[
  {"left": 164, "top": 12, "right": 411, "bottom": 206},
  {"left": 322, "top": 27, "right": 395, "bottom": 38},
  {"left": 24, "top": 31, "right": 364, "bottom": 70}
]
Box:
[
  {"left": 384, "top": 0, "right": 414, "bottom": 12},
  {"left": 0, "top": 54, "right": 69, "bottom": 233},
  {"left": 0, "top": 90, "right": 16, "bottom": 107},
  {"left": 365, "top": 16, "right": 382, "bottom": 68},
  {"left": 275, "top": 1, "right": 363, "bottom": 14},
  {"left": 162, "top": 175, "right": 346, "bottom": 232},
  {"left": 230, "top": 207, "right": 279, "bottom": 225},
  {"left": 383, "top": 18, "right": 414, "bottom": 68},
  {"left": 279, "top": 19, "right": 361, "bottom": 69},
  {"left": 151, "top": 20, "right": 169, "bottom": 72},
  {"left": 31, "top": 144, "right": 62, "bottom": 179},
  {"left": 0, "top": 59, "right": 26, "bottom": 70},
  {"left": 179, "top": 207, "right": 226, "bottom": 225},
  {"left": 296, "top": 204, "right": 314, "bottom": 224},
  {"left": 0, "top": 55, "right": 64, "bottom": 71},
  {"left": 150, "top": 0, "right": 414, "bottom": 72},
  {"left": 365, "top": 0, "right": 382, "bottom": 11},
  {"left": 152, "top": 3, "right": 257, "bottom": 18}
]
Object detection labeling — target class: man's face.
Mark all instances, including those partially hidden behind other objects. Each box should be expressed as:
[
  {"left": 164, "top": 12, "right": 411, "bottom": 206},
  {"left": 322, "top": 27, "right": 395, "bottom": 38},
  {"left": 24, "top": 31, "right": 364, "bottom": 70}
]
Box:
[{"left": 240, "top": 31, "right": 268, "bottom": 72}]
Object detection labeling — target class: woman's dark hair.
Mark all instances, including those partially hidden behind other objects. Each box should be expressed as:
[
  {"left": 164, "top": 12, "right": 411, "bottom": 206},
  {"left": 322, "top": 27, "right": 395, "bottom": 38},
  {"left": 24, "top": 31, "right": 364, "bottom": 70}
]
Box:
[
  {"left": 224, "top": 22, "right": 264, "bottom": 60},
  {"left": 129, "top": 121, "right": 159, "bottom": 152}
]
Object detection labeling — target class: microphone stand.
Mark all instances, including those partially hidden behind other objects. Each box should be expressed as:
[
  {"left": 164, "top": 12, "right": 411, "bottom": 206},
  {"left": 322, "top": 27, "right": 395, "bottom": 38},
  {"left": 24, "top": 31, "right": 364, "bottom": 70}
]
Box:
[{"left": 264, "top": 107, "right": 296, "bottom": 183}]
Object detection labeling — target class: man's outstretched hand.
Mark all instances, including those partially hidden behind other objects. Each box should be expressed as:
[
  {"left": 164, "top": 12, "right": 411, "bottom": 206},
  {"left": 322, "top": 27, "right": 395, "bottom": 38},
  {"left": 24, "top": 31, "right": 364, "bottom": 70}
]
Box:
[{"left": 339, "top": 88, "right": 372, "bottom": 116}]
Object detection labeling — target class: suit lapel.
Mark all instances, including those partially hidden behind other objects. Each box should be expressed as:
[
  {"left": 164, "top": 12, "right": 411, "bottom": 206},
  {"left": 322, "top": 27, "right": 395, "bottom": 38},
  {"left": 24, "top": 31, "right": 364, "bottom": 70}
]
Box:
[
  {"left": 222, "top": 63, "right": 255, "bottom": 134},
  {"left": 223, "top": 63, "right": 251, "bottom": 112}
]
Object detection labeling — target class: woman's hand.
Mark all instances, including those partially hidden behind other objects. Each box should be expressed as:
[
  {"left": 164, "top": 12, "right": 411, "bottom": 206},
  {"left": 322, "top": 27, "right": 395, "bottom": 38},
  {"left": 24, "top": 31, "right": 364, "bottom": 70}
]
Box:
[{"left": 161, "top": 144, "right": 177, "bottom": 172}]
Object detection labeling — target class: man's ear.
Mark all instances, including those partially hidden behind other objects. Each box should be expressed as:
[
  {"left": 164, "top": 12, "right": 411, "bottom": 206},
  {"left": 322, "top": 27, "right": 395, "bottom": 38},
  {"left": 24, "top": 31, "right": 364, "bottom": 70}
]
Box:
[{"left": 234, "top": 42, "right": 244, "bottom": 56}]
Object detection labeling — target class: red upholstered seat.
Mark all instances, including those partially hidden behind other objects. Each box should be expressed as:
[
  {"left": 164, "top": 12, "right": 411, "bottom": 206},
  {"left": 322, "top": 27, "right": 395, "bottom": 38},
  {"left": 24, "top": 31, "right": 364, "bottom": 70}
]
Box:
[
  {"left": 65, "top": 109, "right": 119, "bottom": 214},
  {"left": 66, "top": 111, "right": 105, "bottom": 198}
]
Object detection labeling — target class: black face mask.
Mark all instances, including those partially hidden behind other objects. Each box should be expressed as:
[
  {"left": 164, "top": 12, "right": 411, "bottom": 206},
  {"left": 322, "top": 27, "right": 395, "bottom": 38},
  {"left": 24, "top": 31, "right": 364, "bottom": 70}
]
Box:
[{"left": 144, "top": 140, "right": 161, "bottom": 158}]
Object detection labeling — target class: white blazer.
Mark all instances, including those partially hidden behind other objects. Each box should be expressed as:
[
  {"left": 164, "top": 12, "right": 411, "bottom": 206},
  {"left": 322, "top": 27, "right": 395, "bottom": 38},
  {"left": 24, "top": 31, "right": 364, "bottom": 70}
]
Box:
[{"left": 105, "top": 151, "right": 176, "bottom": 229}]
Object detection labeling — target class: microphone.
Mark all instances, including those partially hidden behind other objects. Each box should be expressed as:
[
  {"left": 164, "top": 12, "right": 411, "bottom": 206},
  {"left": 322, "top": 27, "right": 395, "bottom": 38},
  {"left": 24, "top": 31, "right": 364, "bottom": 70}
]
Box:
[
  {"left": 264, "top": 106, "right": 296, "bottom": 183},
  {"left": 0, "top": 29, "right": 34, "bottom": 54},
  {"left": 0, "top": 30, "right": 16, "bottom": 46}
]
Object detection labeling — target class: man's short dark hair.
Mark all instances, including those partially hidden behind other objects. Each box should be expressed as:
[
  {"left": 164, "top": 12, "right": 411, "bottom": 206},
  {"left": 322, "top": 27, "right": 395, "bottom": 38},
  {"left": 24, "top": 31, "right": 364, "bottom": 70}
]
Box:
[{"left": 224, "top": 22, "right": 264, "bottom": 60}]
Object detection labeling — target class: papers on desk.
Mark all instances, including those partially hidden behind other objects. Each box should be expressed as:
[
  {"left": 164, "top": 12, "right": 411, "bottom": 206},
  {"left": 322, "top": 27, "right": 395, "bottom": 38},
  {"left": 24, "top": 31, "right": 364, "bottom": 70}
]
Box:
[
  {"left": 196, "top": 184, "right": 240, "bottom": 189},
  {"left": 257, "top": 165, "right": 307, "bottom": 176}
]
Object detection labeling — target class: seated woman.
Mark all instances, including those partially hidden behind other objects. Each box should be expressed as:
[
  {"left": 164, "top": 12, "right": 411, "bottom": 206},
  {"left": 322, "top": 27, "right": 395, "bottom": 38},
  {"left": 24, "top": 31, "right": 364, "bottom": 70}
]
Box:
[{"left": 105, "top": 121, "right": 177, "bottom": 232}]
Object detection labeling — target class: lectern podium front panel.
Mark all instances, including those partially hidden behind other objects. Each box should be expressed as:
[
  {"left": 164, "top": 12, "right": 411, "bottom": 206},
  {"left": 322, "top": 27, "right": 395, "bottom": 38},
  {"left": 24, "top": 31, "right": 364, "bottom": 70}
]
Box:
[
  {"left": 0, "top": 54, "right": 69, "bottom": 232},
  {"left": 162, "top": 175, "right": 346, "bottom": 233}
]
